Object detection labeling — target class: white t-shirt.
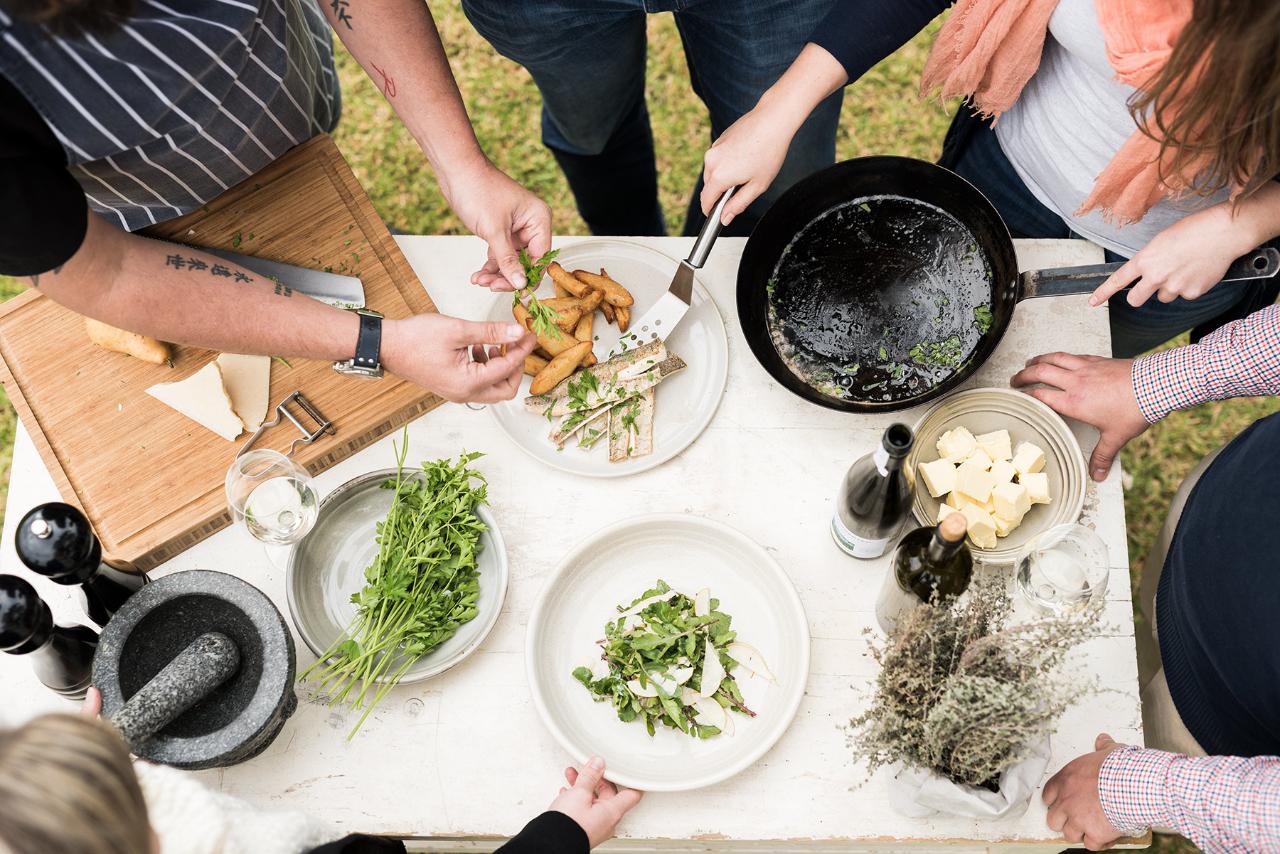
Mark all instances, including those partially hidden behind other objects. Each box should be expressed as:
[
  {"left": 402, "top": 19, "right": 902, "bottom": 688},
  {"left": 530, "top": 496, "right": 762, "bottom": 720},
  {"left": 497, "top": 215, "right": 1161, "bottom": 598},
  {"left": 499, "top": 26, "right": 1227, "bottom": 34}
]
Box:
[{"left": 994, "top": 0, "right": 1229, "bottom": 256}]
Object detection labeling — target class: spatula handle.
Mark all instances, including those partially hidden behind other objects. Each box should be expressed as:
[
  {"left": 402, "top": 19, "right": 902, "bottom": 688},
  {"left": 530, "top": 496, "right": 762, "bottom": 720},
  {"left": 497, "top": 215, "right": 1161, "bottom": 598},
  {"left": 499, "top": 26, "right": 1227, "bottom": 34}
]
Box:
[
  {"left": 1020, "top": 247, "right": 1279, "bottom": 300},
  {"left": 687, "top": 187, "right": 737, "bottom": 270}
]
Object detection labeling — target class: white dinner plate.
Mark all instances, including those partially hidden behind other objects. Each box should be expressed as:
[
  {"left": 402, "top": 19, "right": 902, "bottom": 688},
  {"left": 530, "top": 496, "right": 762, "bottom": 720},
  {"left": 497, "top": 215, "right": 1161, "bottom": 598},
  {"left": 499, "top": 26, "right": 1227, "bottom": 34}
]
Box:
[
  {"left": 487, "top": 240, "right": 728, "bottom": 477},
  {"left": 526, "top": 514, "right": 810, "bottom": 791}
]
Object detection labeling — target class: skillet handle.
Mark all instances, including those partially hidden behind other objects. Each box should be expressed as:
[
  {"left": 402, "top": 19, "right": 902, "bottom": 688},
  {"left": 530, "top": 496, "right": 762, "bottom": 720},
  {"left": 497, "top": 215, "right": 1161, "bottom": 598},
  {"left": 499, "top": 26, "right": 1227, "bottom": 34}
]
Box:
[
  {"left": 686, "top": 187, "right": 737, "bottom": 269},
  {"left": 1019, "top": 246, "right": 1280, "bottom": 300}
]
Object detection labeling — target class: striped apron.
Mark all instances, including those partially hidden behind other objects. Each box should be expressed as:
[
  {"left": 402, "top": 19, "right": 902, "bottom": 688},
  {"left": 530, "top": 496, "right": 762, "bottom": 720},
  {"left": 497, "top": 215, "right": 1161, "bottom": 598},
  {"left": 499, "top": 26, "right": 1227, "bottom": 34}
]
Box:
[{"left": 0, "top": 0, "right": 341, "bottom": 231}]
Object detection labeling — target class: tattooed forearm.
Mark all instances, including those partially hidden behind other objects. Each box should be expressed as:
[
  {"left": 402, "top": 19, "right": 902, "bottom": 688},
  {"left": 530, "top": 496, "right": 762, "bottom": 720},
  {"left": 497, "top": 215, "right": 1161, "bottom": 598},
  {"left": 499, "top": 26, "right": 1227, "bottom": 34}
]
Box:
[
  {"left": 370, "top": 62, "right": 396, "bottom": 98},
  {"left": 273, "top": 282, "right": 293, "bottom": 298},
  {"left": 330, "top": 0, "right": 353, "bottom": 29},
  {"left": 164, "top": 254, "right": 254, "bottom": 283}
]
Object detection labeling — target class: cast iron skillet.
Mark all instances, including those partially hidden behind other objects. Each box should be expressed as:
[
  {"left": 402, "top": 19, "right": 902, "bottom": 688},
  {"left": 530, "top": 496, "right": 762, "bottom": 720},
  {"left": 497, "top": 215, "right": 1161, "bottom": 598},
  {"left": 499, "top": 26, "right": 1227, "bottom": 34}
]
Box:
[{"left": 737, "top": 156, "right": 1280, "bottom": 413}]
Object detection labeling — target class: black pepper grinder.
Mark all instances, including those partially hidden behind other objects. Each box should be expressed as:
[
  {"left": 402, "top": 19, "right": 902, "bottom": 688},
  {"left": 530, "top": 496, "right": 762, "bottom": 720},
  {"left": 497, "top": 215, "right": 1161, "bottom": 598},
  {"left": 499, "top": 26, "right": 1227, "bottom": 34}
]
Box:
[
  {"left": 0, "top": 574, "right": 98, "bottom": 699},
  {"left": 15, "top": 502, "right": 147, "bottom": 628}
]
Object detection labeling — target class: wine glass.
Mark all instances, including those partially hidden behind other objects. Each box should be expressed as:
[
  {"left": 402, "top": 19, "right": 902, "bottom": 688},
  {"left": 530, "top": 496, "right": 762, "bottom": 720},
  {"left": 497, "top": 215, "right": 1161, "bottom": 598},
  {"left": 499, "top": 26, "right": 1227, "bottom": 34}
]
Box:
[
  {"left": 1015, "top": 523, "right": 1109, "bottom": 615},
  {"left": 225, "top": 450, "right": 319, "bottom": 546}
]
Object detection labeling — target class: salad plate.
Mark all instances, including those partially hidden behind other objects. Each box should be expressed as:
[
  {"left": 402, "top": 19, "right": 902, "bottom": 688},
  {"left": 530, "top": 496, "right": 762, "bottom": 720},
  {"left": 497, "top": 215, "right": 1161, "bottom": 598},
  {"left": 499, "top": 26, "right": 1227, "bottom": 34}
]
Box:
[
  {"left": 487, "top": 240, "right": 729, "bottom": 478},
  {"left": 526, "top": 514, "right": 810, "bottom": 791}
]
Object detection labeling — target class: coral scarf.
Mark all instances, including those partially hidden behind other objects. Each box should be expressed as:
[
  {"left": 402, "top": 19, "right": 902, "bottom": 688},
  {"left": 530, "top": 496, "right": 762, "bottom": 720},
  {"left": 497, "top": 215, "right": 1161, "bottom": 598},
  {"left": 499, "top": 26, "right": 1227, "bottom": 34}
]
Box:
[{"left": 920, "top": 0, "right": 1218, "bottom": 225}]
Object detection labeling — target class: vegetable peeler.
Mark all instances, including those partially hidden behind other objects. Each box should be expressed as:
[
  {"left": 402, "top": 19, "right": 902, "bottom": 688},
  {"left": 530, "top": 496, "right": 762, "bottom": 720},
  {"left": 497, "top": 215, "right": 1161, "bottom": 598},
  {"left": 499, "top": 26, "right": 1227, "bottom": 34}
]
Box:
[{"left": 237, "top": 391, "right": 335, "bottom": 458}]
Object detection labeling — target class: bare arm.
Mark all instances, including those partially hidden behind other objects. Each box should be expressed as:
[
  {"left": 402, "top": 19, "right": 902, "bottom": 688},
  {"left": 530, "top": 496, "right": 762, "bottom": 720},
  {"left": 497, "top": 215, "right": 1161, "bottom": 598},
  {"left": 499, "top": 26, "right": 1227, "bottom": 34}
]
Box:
[
  {"left": 33, "top": 212, "right": 536, "bottom": 403},
  {"left": 317, "top": 0, "right": 550, "bottom": 290}
]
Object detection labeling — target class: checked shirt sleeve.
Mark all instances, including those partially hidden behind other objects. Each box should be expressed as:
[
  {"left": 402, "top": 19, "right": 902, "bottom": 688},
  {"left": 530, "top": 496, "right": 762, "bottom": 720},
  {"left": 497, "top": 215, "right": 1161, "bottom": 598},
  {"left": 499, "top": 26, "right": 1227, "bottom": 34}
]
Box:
[
  {"left": 1098, "top": 746, "right": 1280, "bottom": 853},
  {"left": 1131, "top": 304, "right": 1280, "bottom": 423}
]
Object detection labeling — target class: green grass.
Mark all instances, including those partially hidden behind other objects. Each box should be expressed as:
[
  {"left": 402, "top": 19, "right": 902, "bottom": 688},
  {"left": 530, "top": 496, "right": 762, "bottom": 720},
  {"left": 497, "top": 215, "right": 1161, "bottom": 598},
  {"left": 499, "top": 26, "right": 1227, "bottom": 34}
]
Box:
[{"left": 2, "top": 8, "right": 1274, "bottom": 849}]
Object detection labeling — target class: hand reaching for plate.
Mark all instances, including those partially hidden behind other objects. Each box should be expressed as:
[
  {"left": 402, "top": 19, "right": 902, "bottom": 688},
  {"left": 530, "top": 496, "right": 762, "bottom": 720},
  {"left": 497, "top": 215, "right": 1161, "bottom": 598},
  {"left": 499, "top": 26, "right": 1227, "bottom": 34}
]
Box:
[{"left": 549, "top": 757, "right": 643, "bottom": 848}]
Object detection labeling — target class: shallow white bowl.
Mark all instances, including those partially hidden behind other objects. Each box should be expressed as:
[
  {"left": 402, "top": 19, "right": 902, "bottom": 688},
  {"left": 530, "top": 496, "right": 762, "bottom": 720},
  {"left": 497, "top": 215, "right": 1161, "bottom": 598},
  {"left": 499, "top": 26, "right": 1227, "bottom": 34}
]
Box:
[{"left": 526, "top": 514, "right": 810, "bottom": 791}]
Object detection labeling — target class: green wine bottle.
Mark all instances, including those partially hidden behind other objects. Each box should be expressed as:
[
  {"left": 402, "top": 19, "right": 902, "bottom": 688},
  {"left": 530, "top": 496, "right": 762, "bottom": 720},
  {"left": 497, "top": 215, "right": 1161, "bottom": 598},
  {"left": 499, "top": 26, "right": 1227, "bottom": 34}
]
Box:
[{"left": 875, "top": 512, "right": 973, "bottom": 633}]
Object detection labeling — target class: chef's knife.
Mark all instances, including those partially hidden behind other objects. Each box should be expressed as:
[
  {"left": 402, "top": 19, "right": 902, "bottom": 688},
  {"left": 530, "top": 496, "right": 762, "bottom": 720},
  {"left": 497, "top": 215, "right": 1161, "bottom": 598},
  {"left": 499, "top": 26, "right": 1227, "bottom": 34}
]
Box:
[
  {"left": 165, "top": 242, "right": 366, "bottom": 309},
  {"left": 605, "top": 188, "right": 736, "bottom": 358}
]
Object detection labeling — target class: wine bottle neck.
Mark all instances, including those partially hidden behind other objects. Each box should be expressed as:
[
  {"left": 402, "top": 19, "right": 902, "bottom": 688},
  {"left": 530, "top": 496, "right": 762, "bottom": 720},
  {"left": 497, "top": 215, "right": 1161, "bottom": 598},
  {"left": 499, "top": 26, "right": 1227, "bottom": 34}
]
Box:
[{"left": 926, "top": 531, "right": 963, "bottom": 564}]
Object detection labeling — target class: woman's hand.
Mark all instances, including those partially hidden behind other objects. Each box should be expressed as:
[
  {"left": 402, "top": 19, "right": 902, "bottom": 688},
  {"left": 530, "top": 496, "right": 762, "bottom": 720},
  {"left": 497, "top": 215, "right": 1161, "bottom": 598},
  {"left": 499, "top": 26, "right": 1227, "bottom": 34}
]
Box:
[
  {"left": 381, "top": 315, "right": 535, "bottom": 403},
  {"left": 81, "top": 686, "right": 102, "bottom": 717},
  {"left": 700, "top": 44, "right": 848, "bottom": 227},
  {"left": 548, "top": 757, "right": 642, "bottom": 849},
  {"left": 442, "top": 161, "right": 552, "bottom": 293},
  {"left": 1011, "top": 353, "right": 1149, "bottom": 481},
  {"left": 1090, "top": 199, "right": 1268, "bottom": 308}
]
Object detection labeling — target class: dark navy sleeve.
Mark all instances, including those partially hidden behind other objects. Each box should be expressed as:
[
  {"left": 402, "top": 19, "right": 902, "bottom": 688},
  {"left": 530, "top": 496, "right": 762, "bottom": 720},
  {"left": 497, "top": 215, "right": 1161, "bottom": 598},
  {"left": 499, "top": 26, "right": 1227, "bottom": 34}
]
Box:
[
  {"left": 496, "top": 811, "right": 590, "bottom": 854},
  {"left": 0, "top": 72, "right": 87, "bottom": 277},
  {"left": 809, "top": 0, "right": 952, "bottom": 84}
]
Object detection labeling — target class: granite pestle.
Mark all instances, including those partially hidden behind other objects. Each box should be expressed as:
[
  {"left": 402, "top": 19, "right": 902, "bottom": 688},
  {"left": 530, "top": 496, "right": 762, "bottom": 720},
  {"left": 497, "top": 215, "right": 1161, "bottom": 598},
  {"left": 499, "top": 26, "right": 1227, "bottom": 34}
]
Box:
[{"left": 110, "top": 632, "right": 240, "bottom": 750}]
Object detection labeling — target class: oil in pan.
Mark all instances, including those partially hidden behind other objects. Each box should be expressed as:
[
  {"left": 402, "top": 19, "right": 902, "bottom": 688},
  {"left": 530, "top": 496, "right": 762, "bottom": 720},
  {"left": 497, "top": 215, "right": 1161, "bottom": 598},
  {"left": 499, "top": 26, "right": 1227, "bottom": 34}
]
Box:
[{"left": 766, "top": 195, "right": 994, "bottom": 404}]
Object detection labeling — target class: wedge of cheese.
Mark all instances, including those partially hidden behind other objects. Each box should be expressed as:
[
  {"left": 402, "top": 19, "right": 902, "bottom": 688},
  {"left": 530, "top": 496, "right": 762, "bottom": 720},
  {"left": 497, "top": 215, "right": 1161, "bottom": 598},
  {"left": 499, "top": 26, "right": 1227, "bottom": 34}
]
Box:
[
  {"left": 215, "top": 354, "right": 271, "bottom": 432},
  {"left": 976, "top": 429, "right": 1013, "bottom": 462},
  {"left": 145, "top": 362, "right": 243, "bottom": 441},
  {"left": 918, "top": 458, "right": 958, "bottom": 498},
  {"left": 989, "top": 458, "right": 1017, "bottom": 486},
  {"left": 1021, "top": 471, "right": 1052, "bottom": 505}
]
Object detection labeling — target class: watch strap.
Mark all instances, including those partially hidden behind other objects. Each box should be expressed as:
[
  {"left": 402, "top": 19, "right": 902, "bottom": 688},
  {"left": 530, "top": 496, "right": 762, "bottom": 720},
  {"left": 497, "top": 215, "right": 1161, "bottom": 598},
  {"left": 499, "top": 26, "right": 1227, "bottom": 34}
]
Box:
[{"left": 354, "top": 311, "right": 382, "bottom": 370}]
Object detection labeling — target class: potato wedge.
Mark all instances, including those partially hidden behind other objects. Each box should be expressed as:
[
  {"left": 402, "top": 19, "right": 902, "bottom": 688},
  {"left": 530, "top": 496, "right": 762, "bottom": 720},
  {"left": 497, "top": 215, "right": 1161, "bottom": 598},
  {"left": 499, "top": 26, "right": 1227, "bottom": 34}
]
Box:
[
  {"left": 553, "top": 279, "right": 572, "bottom": 299},
  {"left": 530, "top": 341, "right": 592, "bottom": 395},
  {"left": 600, "top": 301, "right": 617, "bottom": 324},
  {"left": 552, "top": 306, "right": 583, "bottom": 332},
  {"left": 538, "top": 327, "right": 580, "bottom": 356},
  {"left": 540, "top": 297, "right": 583, "bottom": 311},
  {"left": 581, "top": 351, "right": 598, "bottom": 368},
  {"left": 549, "top": 262, "right": 591, "bottom": 297},
  {"left": 513, "top": 301, "right": 534, "bottom": 331},
  {"left": 574, "top": 311, "right": 594, "bottom": 343},
  {"left": 524, "top": 354, "right": 549, "bottom": 377},
  {"left": 572, "top": 269, "right": 634, "bottom": 307},
  {"left": 579, "top": 288, "right": 604, "bottom": 313},
  {"left": 534, "top": 346, "right": 554, "bottom": 361},
  {"left": 615, "top": 304, "right": 632, "bottom": 333},
  {"left": 84, "top": 318, "right": 171, "bottom": 365}
]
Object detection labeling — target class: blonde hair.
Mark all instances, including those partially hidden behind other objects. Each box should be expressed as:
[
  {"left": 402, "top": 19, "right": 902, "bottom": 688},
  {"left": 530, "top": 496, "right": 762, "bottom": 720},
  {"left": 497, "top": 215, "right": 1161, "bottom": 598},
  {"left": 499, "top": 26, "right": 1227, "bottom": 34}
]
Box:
[{"left": 0, "top": 714, "right": 151, "bottom": 854}]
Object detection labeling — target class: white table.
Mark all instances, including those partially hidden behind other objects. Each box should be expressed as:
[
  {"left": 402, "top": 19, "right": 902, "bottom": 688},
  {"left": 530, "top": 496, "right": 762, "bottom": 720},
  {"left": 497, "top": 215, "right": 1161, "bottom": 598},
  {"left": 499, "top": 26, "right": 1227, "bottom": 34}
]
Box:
[{"left": 0, "top": 237, "right": 1143, "bottom": 852}]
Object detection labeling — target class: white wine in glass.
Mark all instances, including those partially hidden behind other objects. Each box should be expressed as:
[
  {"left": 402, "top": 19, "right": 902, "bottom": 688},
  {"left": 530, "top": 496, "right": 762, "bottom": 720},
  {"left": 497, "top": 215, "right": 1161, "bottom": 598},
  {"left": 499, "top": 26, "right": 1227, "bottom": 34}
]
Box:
[{"left": 226, "top": 450, "right": 319, "bottom": 545}]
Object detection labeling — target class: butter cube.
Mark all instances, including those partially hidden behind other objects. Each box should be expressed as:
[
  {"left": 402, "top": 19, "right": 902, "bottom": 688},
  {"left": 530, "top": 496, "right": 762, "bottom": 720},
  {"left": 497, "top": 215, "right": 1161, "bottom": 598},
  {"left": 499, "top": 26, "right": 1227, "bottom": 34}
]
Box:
[
  {"left": 992, "top": 481, "right": 1031, "bottom": 520},
  {"left": 960, "top": 504, "right": 998, "bottom": 549},
  {"left": 989, "top": 459, "right": 1017, "bottom": 485},
  {"left": 918, "top": 458, "right": 958, "bottom": 498},
  {"left": 992, "top": 510, "right": 1026, "bottom": 537},
  {"left": 1011, "top": 441, "right": 1046, "bottom": 476},
  {"left": 936, "top": 427, "right": 977, "bottom": 462},
  {"left": 955, "top": 458, "right": 997, "bottom": 504},
  {"left": 948, "top": 490, "right": 981, "bottom": 509},
  {"left": 1021, "top": 471, "right": 1051, "bottom": 505},
  {"left": 937, "top": 501, "right": 964, "bottom": 524},
  {"left": 976, "top": 429, "right": 1013, "bottom": 461},
  {"left": 964, "top": 446, "right": 993, "bottom": 470}
]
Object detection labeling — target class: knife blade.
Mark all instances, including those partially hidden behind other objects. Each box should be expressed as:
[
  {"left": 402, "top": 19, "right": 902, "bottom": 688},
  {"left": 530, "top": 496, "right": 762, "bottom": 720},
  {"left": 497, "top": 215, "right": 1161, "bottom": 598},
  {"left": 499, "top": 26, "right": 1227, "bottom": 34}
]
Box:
[
  {"left": 605, "top": 188, "right": 735, "bottom": 359},
  {"left": 173, "top": 243, "right": 366, "bottom": 309}
]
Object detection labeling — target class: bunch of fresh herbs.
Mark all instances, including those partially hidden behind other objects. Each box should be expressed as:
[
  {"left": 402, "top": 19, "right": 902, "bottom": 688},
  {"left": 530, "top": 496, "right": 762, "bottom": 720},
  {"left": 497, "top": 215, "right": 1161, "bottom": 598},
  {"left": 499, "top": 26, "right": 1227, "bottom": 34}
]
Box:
[
  {"left": 847, "top": 574, "right": 1100, "bottom": 789},
  {"left": 573, "top": 580, "right": 756, "bottom": 739},
  {"left": 300, "top": 437, "right": 488, "bottom": 737},
  {"left": 515, "top": 248, "right": 563, "bottom": 339}
]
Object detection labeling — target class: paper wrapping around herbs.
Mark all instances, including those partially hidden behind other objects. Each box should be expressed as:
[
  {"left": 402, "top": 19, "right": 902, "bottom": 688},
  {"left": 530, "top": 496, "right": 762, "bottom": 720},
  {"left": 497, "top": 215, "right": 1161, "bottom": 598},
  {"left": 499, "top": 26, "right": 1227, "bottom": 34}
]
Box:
[{"left": 886, "top": 738, "right": 1051, "bottom": 820}]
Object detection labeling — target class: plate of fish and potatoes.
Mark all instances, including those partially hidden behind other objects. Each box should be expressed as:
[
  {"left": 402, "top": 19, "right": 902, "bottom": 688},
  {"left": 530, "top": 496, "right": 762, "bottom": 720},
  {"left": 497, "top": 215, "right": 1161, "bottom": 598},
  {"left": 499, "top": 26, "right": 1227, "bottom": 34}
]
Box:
[
  {"left": 487, "top": 240, "right": 729, "bottom": 477},
  {"left": 906, "top": 387, "right": 1087, "bottom": 564}
]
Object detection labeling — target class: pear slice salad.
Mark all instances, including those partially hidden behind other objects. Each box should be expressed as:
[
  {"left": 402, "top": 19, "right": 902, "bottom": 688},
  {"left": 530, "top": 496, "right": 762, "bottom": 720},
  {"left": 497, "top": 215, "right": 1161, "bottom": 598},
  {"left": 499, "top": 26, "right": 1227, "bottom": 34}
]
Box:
[{"left": 572, "top": 580, "right": 776, "bottom": 739}]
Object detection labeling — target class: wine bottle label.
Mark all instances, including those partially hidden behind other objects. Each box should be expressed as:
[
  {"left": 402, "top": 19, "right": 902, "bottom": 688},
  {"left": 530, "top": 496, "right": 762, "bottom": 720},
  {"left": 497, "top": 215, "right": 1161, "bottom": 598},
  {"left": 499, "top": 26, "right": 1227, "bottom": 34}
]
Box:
[
  {"left": 875, "top": 572, "right": 922, "bottom": 634},
  {"left": 830, "top": 515, "right": 891, "bottom": 559},
  {"left": 873, "top": 446, "right": 890, "bottom": 477}
]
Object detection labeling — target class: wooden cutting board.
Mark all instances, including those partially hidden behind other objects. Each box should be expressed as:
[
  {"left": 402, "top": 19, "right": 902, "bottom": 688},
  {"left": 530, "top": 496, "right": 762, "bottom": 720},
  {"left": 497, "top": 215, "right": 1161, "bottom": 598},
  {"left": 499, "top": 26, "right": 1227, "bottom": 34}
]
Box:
[{"left": 0, "top": 135, "right": 442, "bottom": 572}]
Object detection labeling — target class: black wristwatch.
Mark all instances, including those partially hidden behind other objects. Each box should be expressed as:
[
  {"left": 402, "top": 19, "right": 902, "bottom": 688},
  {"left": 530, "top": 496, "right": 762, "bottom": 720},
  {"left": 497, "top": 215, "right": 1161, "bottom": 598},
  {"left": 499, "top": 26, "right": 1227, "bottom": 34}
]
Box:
[{"left": 332, "top": 308, "right": 384, "bottom": 379}]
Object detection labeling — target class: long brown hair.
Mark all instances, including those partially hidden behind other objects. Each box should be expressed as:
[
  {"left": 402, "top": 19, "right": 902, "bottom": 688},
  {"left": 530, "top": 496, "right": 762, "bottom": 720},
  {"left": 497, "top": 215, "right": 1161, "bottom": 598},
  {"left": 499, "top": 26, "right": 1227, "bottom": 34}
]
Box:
[
  {"left": 1132, "top": 0, "right": 1280, "bottom": 199},
  {"left": 0, "top": 0, "right": 134, "bottom": 35},
  {"left": 0, "top": 714, "right": 152, "bottom": 854}
]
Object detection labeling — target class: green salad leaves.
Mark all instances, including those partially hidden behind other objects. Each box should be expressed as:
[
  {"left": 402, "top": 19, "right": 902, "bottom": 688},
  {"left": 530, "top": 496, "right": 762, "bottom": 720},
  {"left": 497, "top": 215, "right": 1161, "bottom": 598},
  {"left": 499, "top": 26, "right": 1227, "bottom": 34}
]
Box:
[
  {"left": 573, "top": 580, "right": 773, "bottom": 739},
  {"left": 515, "top": 248, "right": 563, "bottom": 339}
]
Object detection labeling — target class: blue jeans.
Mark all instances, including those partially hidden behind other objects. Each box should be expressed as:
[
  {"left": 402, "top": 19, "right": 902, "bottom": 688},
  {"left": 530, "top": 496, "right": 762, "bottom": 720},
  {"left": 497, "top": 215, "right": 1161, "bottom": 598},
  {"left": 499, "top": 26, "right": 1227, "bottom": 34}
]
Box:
[
  {"left": 943, "top": 113, "right": 1277, "bottom": 357},
  {"left": 460, "top": 0, "right": 842, "bottom": 237}
]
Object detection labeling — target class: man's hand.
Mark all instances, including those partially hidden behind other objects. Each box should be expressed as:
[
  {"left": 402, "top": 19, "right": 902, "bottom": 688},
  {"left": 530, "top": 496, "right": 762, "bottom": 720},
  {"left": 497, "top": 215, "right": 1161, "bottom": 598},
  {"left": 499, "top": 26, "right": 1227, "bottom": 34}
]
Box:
[
  {"left": 382, "top": 315, "right": 535, "bottom": 403},
  {"left": 548, "top": 757, "right": 643, "bottom": 849},
  {"left": 1010, "top": 353, "right": 1149, "bottom": 481},
  {"left": 1089, "top": 201, "right": 1263, "bottom": 308},
  {"left": 80, "top": 686, "right": 102, "bottom": 717},
  {"left": 1043, "top": 733, "right": 1128, "bottom": 851},
  {"left": 444, "top": 163, "right": 551, "bottom": 293}
]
